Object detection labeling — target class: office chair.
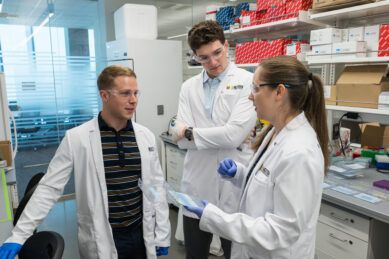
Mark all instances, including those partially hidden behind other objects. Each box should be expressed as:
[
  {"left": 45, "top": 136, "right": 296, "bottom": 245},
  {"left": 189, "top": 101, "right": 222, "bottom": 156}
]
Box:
[
  {"left": 18, "top": 231, "right": 64, "bottom": 259},
  {"left": 13, "top": 172, "right": 45, "bottom": 226},
  {"left": 12, "top": 173, "right": 65, "bottom": 258}
]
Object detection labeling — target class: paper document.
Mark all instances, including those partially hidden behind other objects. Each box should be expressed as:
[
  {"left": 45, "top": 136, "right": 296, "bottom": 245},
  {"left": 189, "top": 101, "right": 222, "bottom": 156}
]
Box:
[{"left": 0, "top": 168, "right": 12, "bottom": 222}]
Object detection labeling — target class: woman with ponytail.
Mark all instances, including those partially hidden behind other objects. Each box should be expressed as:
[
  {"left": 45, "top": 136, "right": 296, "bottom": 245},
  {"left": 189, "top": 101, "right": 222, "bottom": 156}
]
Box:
[{"left": 186, "top": 55, "right": 329, "bottom": 259}]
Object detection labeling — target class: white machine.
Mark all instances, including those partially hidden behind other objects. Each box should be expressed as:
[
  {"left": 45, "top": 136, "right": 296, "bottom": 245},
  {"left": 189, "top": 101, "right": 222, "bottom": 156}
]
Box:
[
  {"left": 106, "top": 38, "right": 182, "bottom": 148},
  {"left": 0, "top": 72, "right": 16, "bottom": 243}
]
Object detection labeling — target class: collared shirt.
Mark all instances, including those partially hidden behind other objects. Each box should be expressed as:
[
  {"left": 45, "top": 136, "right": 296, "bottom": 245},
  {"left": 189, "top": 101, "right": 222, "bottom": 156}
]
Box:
[
  {"left": 203, "top": 63, "right": 231, "bottom": 118},
  {"left": 98, "top": 113, "right": 142, "bottom": 230}
]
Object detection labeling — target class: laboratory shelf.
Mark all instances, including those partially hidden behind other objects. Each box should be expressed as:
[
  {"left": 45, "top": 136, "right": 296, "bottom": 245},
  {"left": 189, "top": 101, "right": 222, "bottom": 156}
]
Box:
[
  {"left": 225, "top": 11, "right": 328, "bottom": 40},
  {"left": 326, "top": 105, "right": 389, "bottom": 115},
  {"left": 309, "top": 1, "right": 389, "bottom": 25},
  {"left": 307, "top": 56, "right": 389, "bottom": 64}
]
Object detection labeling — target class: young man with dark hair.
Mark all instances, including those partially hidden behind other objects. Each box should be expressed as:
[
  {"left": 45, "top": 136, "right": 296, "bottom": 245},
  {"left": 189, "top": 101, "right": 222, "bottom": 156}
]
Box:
[
  {"left": 0, "top": 65, "right": 170, "bottom": 259},
  {"left": 172, "top": 20, "right": 257, "bottom": 259}
]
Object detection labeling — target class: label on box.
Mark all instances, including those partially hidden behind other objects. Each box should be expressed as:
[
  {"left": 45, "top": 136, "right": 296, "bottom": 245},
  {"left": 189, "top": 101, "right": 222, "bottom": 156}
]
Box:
[
  {"left": 242, "top": 16, "right": 250, "bottom": 25},
  {"left": 331, "top": 186, "right": 358, "bottom": 195},
  {"left": 354, "top": 193, "right": 382, "bottom": 203},
  {"left": 324, "top": 85, "right": 331, "bottom": 99}
]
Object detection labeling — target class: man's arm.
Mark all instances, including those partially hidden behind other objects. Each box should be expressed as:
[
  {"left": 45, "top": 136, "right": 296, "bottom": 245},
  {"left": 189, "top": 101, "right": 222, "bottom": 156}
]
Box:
[
  {"left": 194, "top": 86, "right": 256, "bottom": 150},
  {"left": 176, "top": 84, "right": 197, "bottom": 150},
  {"left": 5, "top": 132, "right": 74, "bottom": 245}
]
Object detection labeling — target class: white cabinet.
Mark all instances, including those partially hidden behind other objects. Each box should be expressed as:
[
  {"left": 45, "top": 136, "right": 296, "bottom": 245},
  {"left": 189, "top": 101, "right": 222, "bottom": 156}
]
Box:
[
  {"left": 165, "top": 143, "right": 186, "bottom": 191},
  {"left": 316, "top": 203, "right": 370, "bottom": 259}
]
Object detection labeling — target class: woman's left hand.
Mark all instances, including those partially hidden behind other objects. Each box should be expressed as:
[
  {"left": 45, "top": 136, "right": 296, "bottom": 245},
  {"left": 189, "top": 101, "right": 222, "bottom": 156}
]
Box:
[{"left": 185, "top": 200, "right": 209, "bottom": 218}]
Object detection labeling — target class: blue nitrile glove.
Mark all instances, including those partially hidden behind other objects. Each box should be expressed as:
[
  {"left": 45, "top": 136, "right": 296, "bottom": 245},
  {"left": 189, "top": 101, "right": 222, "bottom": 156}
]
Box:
[
  {"left": 155, "top": 246, "right": 169, "bottom": 256},
  {"left": 218, "top": 158, "right": 237, "bottom": 177},
  {"left": 0, "top": 243, "right": 23, "bottom": 259},
  {"left": 185, "top": 200, "right": 209, "bottom": 218}
]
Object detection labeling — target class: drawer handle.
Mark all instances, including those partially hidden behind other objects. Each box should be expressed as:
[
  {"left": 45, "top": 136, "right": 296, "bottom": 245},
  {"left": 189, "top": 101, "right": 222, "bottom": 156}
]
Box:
[
  {"left": 329, "top": 233, "right": 348, "bottom": 243},
  {"left": 330, "top": 212, "right": 349, "bottom": 222}
]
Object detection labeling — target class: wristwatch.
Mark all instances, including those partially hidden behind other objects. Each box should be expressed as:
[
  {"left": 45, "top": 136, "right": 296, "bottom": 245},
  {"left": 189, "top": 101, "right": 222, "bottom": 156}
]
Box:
[{"left": 184, "top": 127, "right": 193, "bottom": 141}]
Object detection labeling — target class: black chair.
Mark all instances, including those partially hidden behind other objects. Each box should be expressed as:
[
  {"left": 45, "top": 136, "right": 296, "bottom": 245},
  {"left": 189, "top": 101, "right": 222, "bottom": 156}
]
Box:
[
  {"left": 13, "top": 173, "right": 65, "bottom": 258},
  {"left": 13, "top": 172, "right": 45, "bottom": 226},
  {"left": 18, "top": 231, "right": 64, "bottom": 259}
]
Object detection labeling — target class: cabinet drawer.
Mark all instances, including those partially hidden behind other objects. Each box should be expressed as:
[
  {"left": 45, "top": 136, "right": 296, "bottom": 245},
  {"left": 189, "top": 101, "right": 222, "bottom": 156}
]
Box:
[
  {"left": 316, "top": 221, "right": 368, "bottom": 259},
  {"left": 319, "top": 203, "right": 369, "bottom": 241}
]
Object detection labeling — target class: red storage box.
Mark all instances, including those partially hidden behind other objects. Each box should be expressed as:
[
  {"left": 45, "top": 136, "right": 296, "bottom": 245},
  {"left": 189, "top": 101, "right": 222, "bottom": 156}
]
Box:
[{"left": 378, "top": 24, "right": 389, "bottom": 57}]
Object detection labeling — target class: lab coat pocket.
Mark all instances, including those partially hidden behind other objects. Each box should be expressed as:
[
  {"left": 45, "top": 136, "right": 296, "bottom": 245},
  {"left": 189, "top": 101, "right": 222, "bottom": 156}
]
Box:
[{"left": 246, "top": 169, "right": 275, "bottom": 215}]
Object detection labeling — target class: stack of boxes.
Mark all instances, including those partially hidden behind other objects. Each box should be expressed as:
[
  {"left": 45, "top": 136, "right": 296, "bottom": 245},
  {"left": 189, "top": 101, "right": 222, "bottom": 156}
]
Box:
[
  {"left": 216, "top": 3, "right": 255, "bottom": 30},
  {"left": 235, "top": 39, "right": 298, "bottom": 64},
  {"left": 310, "top": 25, "right": 389, "bottom": 60},
  {"left": 216, "top": 6, "right": 235, "bottom": 31}
]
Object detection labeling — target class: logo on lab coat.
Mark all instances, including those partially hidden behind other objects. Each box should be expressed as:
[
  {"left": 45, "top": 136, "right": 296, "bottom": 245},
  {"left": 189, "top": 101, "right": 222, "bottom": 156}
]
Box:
[
  {"left": 226, "top": 84, "right": 243, "bottom": 90},
  {"left": 259, "top": 164, "right": 270, "bottom": 176}
]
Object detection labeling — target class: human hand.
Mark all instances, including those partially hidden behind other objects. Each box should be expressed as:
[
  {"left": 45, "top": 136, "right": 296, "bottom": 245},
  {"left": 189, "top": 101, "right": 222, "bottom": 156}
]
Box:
[
  {"left": 155, "top": 246, "right": 169, "bottom": 256},
  {"left": 0, "top": 243, "right": 23, "bottom": 259},
  {"left": 185, "top": 200, "right": 209, "bottom": 218},
  {"left": 172, "top": 120, "right": 187, "bottom": 143},
  {"left": 218, "top": 158, "right": 237, "bottom": 178}
]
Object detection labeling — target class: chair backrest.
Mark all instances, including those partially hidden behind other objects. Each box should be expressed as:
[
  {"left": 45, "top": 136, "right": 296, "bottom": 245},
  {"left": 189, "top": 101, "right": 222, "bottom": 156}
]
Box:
[
  {"left": 24, "top": 172, "right": 45, "bottom": 196},
  {"left": 13, "top": 172, "right": 45, "bottom": 226},
  {"left": 18, "top": 231, "right": 65, "bottom": 259}
]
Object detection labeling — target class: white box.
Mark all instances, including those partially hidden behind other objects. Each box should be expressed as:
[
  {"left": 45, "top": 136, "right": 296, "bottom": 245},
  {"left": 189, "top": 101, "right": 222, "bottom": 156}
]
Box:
[
  {"left": 364, "top": 25, "right": 380, "bottom": 57},
  {"left": 332, "top": 41, "right": 367, "bottom": 60},
  {"left": 310, "top": 44, "right": 332, "bottom": 60},
  {"left": 114, "top": 4, "right": 157, "bottom": 40},
  {"left": 348, "top": 27, "right": 365, "bottom": 42},
  {"left": 310, "top": 28, "right": 342, "bottom": 45},
  {"left": 378, "top": 91, "right": 389, "bottom": 110},
  {"left": 286, "top": 43, "right": 310, "bottom": 56},
  {"left": 342, "top": 28, "right": 349, "bottom": 42}
]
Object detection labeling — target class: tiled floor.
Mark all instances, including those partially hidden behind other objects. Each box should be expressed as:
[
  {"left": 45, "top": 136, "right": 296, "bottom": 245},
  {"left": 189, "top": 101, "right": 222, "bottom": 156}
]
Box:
[{"left": 39, "top": 199, "right": 224, "bottom": 259}]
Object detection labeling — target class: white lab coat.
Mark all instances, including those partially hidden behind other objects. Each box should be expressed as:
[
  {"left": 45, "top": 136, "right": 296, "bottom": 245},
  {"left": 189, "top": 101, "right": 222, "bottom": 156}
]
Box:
[
  {"left": 177, "top": 63, "right": 257, "bottom": 217},
  {"left": 199, "top": 112, "right": 324, "bottom": 259},
  {"left": 6, "top": 118, "right": 170, "bottom": 259}
]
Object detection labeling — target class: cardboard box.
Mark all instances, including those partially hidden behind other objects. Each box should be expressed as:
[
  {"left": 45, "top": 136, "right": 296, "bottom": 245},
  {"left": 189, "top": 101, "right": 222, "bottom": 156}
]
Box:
[
  {"left": 313, "top": 0, "right": 374, "bottom": 10},
  {"left": 337, "top": 65, "right": 389, "bottom": 108},
  {"left": 348, "top": 27, "right": 364, "bottom": 42},
  {"left": 0, "top": 141, "right": 12, "bottom": 167},
  {"left": 310, "top": 28, "right": 342, "bottom": 45},
  {"left": 324, "top": 85, "right": 337, "bottom": 105},
  {"left": 378, "top": 24, "right": 389, "bottom": 57},
  {"left": 359, "top": 123, "right": 389, "bottom": 149},
  {"left": 331, "top": 41, "right": 367, "bottom": 60},
  {"left": 364, "top": 25, "right": 380, "bottom": 57}
]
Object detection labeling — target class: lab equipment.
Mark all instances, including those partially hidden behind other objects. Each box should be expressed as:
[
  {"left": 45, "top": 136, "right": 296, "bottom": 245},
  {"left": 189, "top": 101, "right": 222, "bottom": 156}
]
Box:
[
  {"left": 165, "top": 182, "right": 204, "bottom": 208},
  {"left": 373, "top": 180, "right": 389, "bottom": 191},
  {"left": 375, "top": 155, "right": 389, "bottom": 170}
]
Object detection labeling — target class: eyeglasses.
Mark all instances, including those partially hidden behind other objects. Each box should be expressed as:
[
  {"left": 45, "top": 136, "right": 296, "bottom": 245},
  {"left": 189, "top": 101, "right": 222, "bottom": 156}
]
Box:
[
  {"left": 194, "top": 46, "right": 225, "bottom": 63},
  {"left": 107, "top": 89, "right": 140, "bottom": 98},
  {"left": 250, "top": 83, "right": 291, "bottom": 94}
]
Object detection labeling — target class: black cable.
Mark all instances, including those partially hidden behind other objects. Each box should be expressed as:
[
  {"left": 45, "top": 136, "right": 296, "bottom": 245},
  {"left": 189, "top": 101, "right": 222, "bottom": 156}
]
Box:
[{"left": 338, "top": 114, "right": 347, "bottom": 156}]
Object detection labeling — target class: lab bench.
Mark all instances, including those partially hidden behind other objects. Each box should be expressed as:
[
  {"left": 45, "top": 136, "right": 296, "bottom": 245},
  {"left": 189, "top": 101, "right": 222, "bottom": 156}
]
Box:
[
  {"left": 159, "top": 134, "right": 389, "bottom": 258},
  {"left": 318, "top": 169, "right": 389, "bottom": 259}
]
